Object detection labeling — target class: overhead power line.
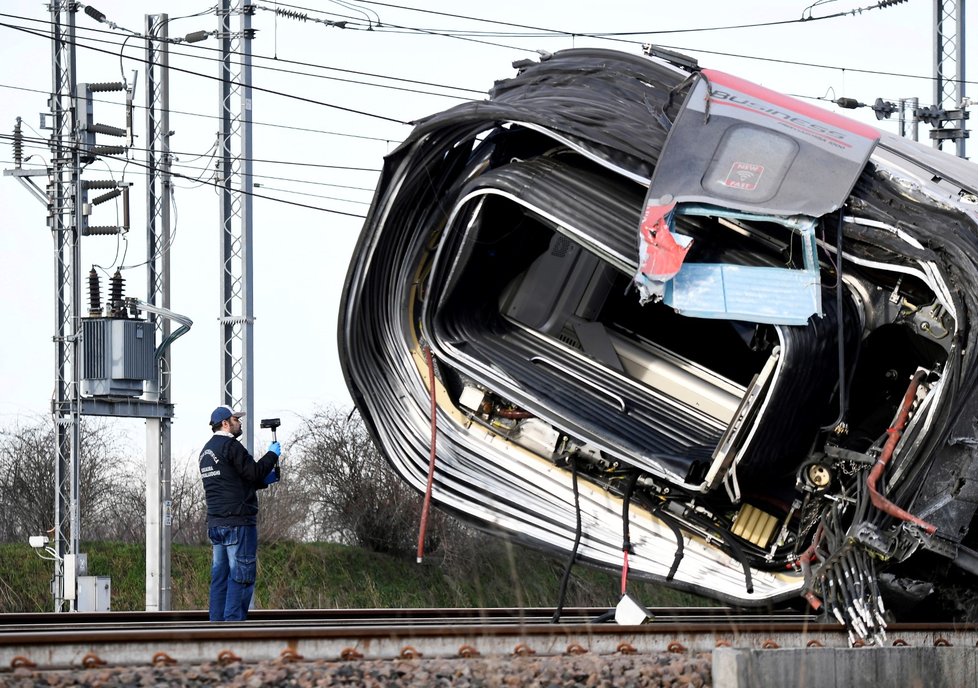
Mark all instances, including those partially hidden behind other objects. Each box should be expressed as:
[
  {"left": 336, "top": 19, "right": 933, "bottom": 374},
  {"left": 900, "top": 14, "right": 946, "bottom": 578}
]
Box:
[
  {"left": 2, "top": 130, "right": 382, "bottom": 173},
  {"left": 2, "top": 6, "right": 965, "bottom": 130},
  {"left": 2, "top": 151, "right": 375, "bottom": 199},
  {"left": 259, "top": 1, "right": 966, "bottom": 87},
  {"left": 250, "top": 183, "right": 370, "bottom": 204},
  {"left": 0, "top": 18, "right": 410, "bottom": 125},
  {"left": 0, "top": 133, "right": 368, "bottom": 218},
  {"left": 651, "top": 42, "right": 977, "bottom": 85},
  {"left": 0, "top": 12, "right": 484, "bottom": 98},
  {"left": 290, "top": 0, "right": 909, "bottom": 39},
  {"left": 0, "top": 80, "right": 403, "bottom": 144}
]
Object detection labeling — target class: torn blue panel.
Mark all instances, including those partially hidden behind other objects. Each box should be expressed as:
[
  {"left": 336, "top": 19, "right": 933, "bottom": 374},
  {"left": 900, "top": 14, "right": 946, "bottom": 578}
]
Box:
[
  {"left": 663, "top": 263, "right": 822, "bottom": 325},
  {"left": 655, "top": 210, "right": 823, "bottom": 326}
]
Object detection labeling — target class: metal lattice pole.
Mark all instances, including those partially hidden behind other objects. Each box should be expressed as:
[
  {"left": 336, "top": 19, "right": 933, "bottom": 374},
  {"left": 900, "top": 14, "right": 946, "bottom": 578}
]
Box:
[
  {"left": 217, "top": 0, "right": 255, "bottom": 452},
  {"left": 145, "top": 14, "right": 173, "bottom": 612},
  {"left": 934, "top": 0, "right": 968, "bottom": 157},
  {"left": 49, "top": 1, "right": 82, "bottom": 613}
]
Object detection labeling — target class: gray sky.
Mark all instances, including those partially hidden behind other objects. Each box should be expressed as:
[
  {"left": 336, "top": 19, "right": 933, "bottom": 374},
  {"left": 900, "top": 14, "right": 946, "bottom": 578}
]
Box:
[{"left": 0, "top": 0, "right": 973, "bottom": 464}]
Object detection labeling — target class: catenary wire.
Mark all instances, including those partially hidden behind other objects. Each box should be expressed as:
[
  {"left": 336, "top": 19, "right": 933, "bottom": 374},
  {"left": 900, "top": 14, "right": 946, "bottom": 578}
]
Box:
[
  {"left": 374, "top": 0, "right": 914, "bottom": 36},
  {"left": 264, "top": 1, "right": 971, "bottom": 86},
  {"left": 3, "top": 9, "right": 968, "bottom": 118},
  {"left": 0, "top": 79, "right": 402, "bottom": 144},
  {"left": 0, "top": 19, "right": 410, "bottom": 125},
  {"left": 16, "top": 7, "right": 963, "bottom": 96},
  {"left": 4, "top": 151, "right": 376, "bottom": 196},
  {"left": 0, "top": 133, "right": 368, "bottom": 218},
  {"left": 1, "top": 129, "right": 382, "bottom": 172},
  {"left": 246, "top": 184, "right": 370, "bottom": 204},
  {"left": 0, "top": 12, "right": 485, "bottom": 98},
  {"left": 2, "top": 139, "right": 378, "bottom": 210}
]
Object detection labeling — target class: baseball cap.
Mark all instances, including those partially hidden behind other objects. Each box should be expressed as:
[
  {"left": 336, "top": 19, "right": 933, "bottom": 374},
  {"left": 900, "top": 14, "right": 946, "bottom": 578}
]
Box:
[{"left": 210, "top": 405, "right": 245, "bottom": 425}]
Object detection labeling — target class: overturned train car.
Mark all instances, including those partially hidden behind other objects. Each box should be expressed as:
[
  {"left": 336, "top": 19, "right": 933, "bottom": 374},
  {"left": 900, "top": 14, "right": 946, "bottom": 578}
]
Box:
[{"left": 339, "top": 48, "right": 978, "bottom": 640}]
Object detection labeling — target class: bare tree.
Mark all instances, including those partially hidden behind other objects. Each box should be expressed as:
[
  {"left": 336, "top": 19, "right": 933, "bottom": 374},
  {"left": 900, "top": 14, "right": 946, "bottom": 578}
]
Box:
[
  {"left": 170, "top": 454, "right": 207, "bottom": 545},
  {"left": 0, "top": 416, "right": 143, "bottom": 543},
  {"left": 0, "top": 408, "right": 490, "bottom": 565},
  {"left": 78, "top": 423, "right": 144, "bottom": 541},
  {"left": 0, "top": 419, "right": 56, "bottom": 543},
  {"left": 287, "top": 404, "right": 480, "bottom": 559},
  {"left": 257, "top": 460, "right": 314, "bottom": 543}
]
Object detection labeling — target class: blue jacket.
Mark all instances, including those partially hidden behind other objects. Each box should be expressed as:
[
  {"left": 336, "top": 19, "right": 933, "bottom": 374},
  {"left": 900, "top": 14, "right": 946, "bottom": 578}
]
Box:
[{"left": 199, "top": 433, "right": 278, "bottom": 527}]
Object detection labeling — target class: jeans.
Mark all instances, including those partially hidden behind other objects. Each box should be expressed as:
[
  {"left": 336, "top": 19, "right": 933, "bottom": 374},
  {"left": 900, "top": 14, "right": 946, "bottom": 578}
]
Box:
[{"left": 208, "top": 525, "right": 258, "bottom": 622}]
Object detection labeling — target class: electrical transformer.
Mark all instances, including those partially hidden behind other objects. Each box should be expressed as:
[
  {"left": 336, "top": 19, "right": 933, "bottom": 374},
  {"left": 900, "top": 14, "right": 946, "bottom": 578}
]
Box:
[{"left": 80, "top": 318, "right": 157, "bottom": 397}]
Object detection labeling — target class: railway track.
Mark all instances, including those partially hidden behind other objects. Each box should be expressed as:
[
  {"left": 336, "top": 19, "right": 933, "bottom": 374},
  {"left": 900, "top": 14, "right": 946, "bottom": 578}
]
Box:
[{"left": 2, "top": 607, "right": 976, "bottom": 670}]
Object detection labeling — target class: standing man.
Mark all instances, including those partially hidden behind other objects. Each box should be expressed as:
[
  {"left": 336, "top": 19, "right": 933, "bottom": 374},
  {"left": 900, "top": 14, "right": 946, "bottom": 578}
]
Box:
[{"left": 199, "top": 405, "right": 281, "bottom": 621}]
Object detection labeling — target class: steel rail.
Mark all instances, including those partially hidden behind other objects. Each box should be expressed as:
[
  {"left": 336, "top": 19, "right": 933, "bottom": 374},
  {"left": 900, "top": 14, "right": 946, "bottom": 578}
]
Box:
[
  {"left": 1, "top": 608, "right": 976, "bottom": 670},
  {"left": 0, "top": 606, "right": 813, "bottom": 632}
]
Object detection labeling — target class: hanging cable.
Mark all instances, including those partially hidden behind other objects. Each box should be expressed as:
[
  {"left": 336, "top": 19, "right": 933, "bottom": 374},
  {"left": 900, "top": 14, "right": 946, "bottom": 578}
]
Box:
[
  {"left": 686, "top": 509, "right": 754, "bottom": 594},
  {"left": 652, "top": 505, "right": 685, "bottom": 582},
  {"left": 551, "top": 455, "right": 582, "bottom": 624},
  {"left": 2, "top": 10, "right": 487, "bottom": 96},
  {"left": 620, "top": 471, "right": 639, "bottom": 596}
]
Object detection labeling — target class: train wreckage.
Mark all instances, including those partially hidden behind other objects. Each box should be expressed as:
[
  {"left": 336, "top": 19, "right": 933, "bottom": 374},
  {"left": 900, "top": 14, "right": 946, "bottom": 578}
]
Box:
[{"left": 339, "top": 48, "right": 978, "bottom": 641}]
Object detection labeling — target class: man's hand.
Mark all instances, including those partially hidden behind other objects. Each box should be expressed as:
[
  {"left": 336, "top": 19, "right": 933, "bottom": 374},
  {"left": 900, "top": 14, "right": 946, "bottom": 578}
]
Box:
[
  {"left": 269, "top": 441, "right": 281, "bottom": 457},
  {"left": 264, "top": 467, "right": 280, "bottom": 485}
]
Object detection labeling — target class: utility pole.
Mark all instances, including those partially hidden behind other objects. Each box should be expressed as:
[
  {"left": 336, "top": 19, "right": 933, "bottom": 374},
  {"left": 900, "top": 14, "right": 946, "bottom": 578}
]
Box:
[
  {"left": 931, "top": 0, "right": 969, "bottom": 157},
  {"left": 7, "top": 3, "right": 186, "bottom": 612},
  {"left": 217, "top": 0, "right": 256, "bottom": 451},
  {"left": 7, "top": 2, "right": 133, "bottom": 611},
  {"left": 48, "top": 0, "right": 82, "bottom": 613},
  {"left": 145, "top": 13, "right": 173, "bottom": 612}
]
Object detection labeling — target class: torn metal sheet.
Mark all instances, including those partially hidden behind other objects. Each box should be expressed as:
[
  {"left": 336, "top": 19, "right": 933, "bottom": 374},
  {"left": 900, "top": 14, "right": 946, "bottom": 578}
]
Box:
[
  {"left": 649, "top": 70, "right": 881, "bottom": 217},
  {"left": 659, "top": 213, "right": 822, "bottom": 325},
  {"left": 634, "top": 197, "right": 692, "bottom": 303}
]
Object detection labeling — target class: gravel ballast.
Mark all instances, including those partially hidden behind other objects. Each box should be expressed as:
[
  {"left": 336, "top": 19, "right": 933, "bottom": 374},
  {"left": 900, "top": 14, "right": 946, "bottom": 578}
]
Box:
[{"left": 2, "top": 652, "right": 712, "bottom": 687}]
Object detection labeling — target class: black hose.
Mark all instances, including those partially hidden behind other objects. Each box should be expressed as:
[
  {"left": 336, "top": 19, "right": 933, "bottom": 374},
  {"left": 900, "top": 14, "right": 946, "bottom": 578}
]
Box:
[
  {"left": 653, "top": 505, "right": 686, "bottom": 581},
  {"left": 621, "top": 472, "right": 639, "bottom": 561},
  {"left": 551, "top": 456, "right": 582, "bottom": 624},
  {"left": 688, "top": 510, "right": 754, "bottom": 594}
]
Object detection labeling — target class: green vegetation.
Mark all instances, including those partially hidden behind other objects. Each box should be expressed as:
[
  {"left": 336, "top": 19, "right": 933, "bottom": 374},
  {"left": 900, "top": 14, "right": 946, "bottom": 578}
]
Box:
[{"left": 0, "top": 541, "right": 708, "bottom": 613}]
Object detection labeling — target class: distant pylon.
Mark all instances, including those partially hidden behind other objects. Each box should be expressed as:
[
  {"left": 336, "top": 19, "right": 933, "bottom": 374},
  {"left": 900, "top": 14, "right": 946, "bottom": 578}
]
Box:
[
  {"left": 217, "top": 0, "right": 255, "bottom": 452},
  {"left": 49, "top": 0, "right": 83, "bottom": 613},
  {"left": 145, "top": 12, "right": 174, "bottom": 613},
  {"left": 933, "top": 0, "right": 968, "bottom": 157}
]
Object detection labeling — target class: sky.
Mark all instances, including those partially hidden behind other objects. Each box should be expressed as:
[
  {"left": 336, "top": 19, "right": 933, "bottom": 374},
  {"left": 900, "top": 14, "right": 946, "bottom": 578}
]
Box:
[{"left": 0, "top": 0, "right": 974, "bottom": 467}]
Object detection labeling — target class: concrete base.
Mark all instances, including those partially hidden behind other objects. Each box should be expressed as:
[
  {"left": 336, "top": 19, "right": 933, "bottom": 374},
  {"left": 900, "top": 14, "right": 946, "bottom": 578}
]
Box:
[{"left": 713, "top": 647, "right": 978, "bottom": 688}]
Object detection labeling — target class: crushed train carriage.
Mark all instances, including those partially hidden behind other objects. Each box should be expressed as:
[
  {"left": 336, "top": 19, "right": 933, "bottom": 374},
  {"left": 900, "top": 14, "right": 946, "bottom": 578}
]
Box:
[{"left": 338, "top": 48, "right": 978, "bottom": 641}]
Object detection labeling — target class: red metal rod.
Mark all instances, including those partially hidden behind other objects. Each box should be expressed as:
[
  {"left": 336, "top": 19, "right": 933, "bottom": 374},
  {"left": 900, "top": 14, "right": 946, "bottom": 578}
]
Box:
[
  {"left": 620, "top": 550, "right": 630, "bottom": 596},
  {"left": 866, "top": 370, "right": 937, "bottom": 535}
]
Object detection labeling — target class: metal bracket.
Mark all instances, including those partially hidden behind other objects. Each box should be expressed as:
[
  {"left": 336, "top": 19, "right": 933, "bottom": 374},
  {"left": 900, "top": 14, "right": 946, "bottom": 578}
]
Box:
[{"left": 4, "top": 172, "right": 49, "bottom": 206}]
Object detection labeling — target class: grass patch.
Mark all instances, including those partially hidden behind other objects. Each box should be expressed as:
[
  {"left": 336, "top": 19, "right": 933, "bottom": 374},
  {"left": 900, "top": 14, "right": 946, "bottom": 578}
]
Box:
[{"left": 0, "top": 540, "right": 710, "bottom": 613}]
